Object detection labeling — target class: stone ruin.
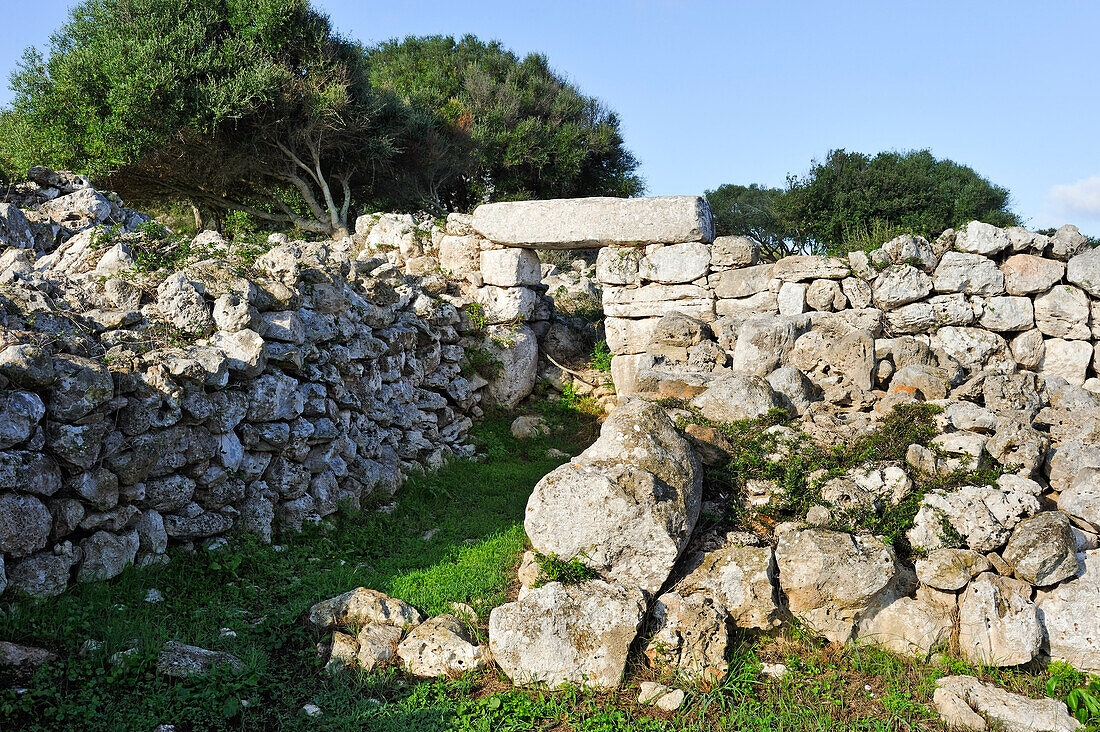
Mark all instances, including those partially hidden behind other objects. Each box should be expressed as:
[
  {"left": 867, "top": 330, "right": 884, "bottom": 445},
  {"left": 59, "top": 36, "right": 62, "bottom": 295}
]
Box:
[
  {"left": 3, "top": 172, "right": 1100, "bottom": 727},
  {"left": 460, "top": 195, "right": 1096, "bottom": 727}
]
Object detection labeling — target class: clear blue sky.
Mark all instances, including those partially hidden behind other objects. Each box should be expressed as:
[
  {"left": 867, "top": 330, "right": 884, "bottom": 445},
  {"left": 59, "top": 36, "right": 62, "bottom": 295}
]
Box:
[{"left": 3, "top": 0, "right": 1099, "bottom": 234}]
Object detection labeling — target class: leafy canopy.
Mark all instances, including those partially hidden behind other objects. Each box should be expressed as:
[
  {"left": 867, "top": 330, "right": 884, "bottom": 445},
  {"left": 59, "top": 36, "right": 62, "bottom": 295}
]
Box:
[
  {"left": 707, "top": 149, "right": 1020, "bottom": 257},
  {"left": 365, "top": 35, "right": 644, "bottom": 213},
  {"left": 0, "top": 0, "right": 421, "bottom": 233}
]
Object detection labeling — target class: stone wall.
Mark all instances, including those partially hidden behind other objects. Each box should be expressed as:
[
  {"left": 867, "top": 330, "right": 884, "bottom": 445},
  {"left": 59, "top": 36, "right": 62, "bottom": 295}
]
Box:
[
  {"left": 590, "top": 217, "right": 1100, "bottom": 400},
  {"left": 0, "top": 171, "right": 542, "bottom": 599}
]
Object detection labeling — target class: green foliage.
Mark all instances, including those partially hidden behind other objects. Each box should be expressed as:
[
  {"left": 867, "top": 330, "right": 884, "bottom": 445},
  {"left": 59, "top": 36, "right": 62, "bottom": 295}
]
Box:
[
  {"left": 532, "top": 552, "right": 599, "bottom": 587},
  {"left": 365, "top": 35, "right": 644, "bottom": 213},
  {"left": 782, "top": 149, "right": 1020, "bottom": 255},
  {"left": 589, "top": 340, "right": 612, "bottom": 372},
  {"left": 0, "top": 0, "right": 414, "bottom": 234},
  {"left": 459, "top": 345, "right": 502, "bottom": 379},
  {"left": 462, "top": 302, "right": 488, "bottom": 330},
  {"left": 705, "top": 183, "right": 791, "bottom": 260},
  {"left": 557, "top": 382, "right": 604, "bottom": 417},
  {"left": 676, "top": 402, "right": 973, "bottom": 552},
  {"left": 707, "top": 149, "right": 1020, "bottom": 258}
]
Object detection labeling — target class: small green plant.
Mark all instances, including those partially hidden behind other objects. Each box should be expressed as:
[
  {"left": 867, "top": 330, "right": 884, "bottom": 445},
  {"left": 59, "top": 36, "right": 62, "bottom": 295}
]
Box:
[
  {"left": 460, "top": 345, "right": 502, "bottom": 379},
  {"left": 559, "top": 382, "right": 603, "bottom": 417},
  {"left": 1060, "top": 675, "right": 1100, "bottom": 725},
  {"left": 464, "top": 302, "right": 488, "bottom": 330},
  {"left": 589, "top": 340, "right": 612, "bottom": 372},
  {"left": 532, "top": 552, "right": 598, "bottom": 586}
]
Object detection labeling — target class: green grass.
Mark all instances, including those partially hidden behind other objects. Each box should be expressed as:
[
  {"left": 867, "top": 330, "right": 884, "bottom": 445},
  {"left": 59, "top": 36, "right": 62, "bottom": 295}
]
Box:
[{"left": 0, "top": 411, "right": 594, "bottom": 730}]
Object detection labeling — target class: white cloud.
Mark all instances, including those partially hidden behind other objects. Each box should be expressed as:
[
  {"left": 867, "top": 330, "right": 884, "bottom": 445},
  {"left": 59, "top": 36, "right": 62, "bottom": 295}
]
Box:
[{"left": 1048, "top": 176, "right": 1100, "bottom": 218}]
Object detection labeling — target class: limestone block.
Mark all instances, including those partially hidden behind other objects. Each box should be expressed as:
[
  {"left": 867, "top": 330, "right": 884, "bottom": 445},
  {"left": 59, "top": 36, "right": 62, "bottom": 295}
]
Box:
[
  {"left": 1038, "top": 338, "right": 1093, "bottom": 386},
  {"left": 710, "top": 263, "right": 775, "bottom": 298},
  {"left": 1036, "top": 549, "right": 1100, "bottom": 673},
  {"left": 1034, "top": 285, "right": 1090, "bottom": 339},
  {"left": 488, "top": 580, "right": 646, "bottom": 689},
  {"left": 595, "top": 245, "right": 641, "bottom": 285},
  {"left": 710, "top": 236, "right": 758, "bottom": 267},
  {"left": 772, "top": 255, "right": 850, "bottom": 281},
  {"left": 602, "top": 283, "right": 713, "bottom": 320},
  {"left": 978, "top": 295, "right": 1034, "bottom": 332},
  {"left": 933, "top": 252, "right": 1005, "bottom": 295},
  {"left": 471, "top": 196, "right": 714, "bottom": 248},
  {"left": 481, "top": 248, "right": 543, "bottom": 287},
  {"left": 1001, "top": 254, "right": 1065, "bottom": 295},
  {"left": 955, "top": 221, "right": 1012, "bottom": 256},
  {"left": 640, "top": 241, "right": 711, "bottom": 284}
]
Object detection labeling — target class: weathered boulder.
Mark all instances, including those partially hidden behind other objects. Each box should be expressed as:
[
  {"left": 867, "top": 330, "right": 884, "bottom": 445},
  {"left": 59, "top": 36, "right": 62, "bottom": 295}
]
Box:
[
  {"left": 524, "top": 400, "right": 701, "bottom": 594},
  {"left": 774, "top": 526, "right": 900, "bottom": 643},
  {"left": 690, "top": 373, "right": 784, "bottom": 422},
  {"left": 0, "top": 492, "right": 52, "bottom": 558},
  {"left": 711, "top": 263, "right": 775, "bottom": 298},
  {"left": 645, "top": 591, "right": 729, "bottom": 680},
  {"left": 1058, "top": 469, "right": 1100, "bottom": 532},
  {"left": 908, "top": 481, "right": 1040, "bottom": 553},
  {"left": 931, "top": 327, "right": 1008, "bottom": 371},
  {"left": 1038, "top": 338, "right": 1093, "bottom": 386},
  {"left": 595, "top": 245, "right": 641, "bottom": 285},
  {"left": 0, "top": 391, "right": 45, "bottom": 449},
  {"left": 0, "top": 345, "right": 56, "bottom": 389},
  {"left": 47, "top": 355, "right": 113, "bottom": 422},
  {"left": 915, "top": 548, "right": 991, "bottom": 591},
  {"left": 1067, "top": 246, "right": 1100, "bottom": 297},
  {"left": 934, "top": 252, "right": 1005, "bottom": 295},
  {"left": 481, "top": 324, "right": 538, "bottom": 409},
  {"left": 979, "top": 296, "right": 1034, "bottom": 332},
  {"left": 1002, "top": 254, "right": 1065, "bottom": 295},
  {"left": 1002, "top": 511, "right": 1080, "bottom": 586},
  {"left": 872, "top": 265, "right": 933, "bottom": 310},
  {"left": 958, "top": 573, "right": 1041, "bottom": 666},
  {"left": 396, "top": 614, "right": 485, "bottom": 677},
  {"left": 157, "top": 641, "right": 245, "bottom": 678},
  {"left": 7, "top": 543, "right": 81, "bottom": 598},
  {"left": 728, "top": 315, "right": 797, "bottom": 375},
  {"left": 471, "top": 196, "right": 714, "bottom": 248},
  {"left": 308, "top": 587, "right": 424, "bottom": 629},
  {"left": 711, "top": 235, "right": 758, "bottom": 267},
  {"left": 77, "top": 529, "right": 139, "bottom": 582},
  {"left": 934, "top": 675, "right": 1082, "bottom": 732},
  {"left": 956, "top": 221, "right": 1012, "bottom": 257},
  {"left": 1036, "top": 549, "right": 1100, "bottom": 673},
  {"left": 0, "top": 202, "right": 35, "bottom": 249},
  {"left": 1035, "top": 285, "right": 1091, "bottom": 340},
  {"left": 1051, "top": 224, "right": 1089, "bottom": 261},
  {"left": 858, "top": 594, "right": 954, "bottom": 658},
  {"left": 676, "top": 541, "right": 782, "bottom": 629},
  {"left": 488, "top": 580, "right": 647, "bottom": 689}
]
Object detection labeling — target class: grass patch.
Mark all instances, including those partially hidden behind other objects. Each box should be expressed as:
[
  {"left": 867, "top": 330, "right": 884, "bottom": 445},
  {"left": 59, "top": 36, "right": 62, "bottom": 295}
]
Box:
[
  {"left": 0, "top": 410, "right": 595, "bottom": 730},
  {"left": 589, "top": 339, "right": 613, "bottom": 373},
  {"left": 532, "top": 553, "right": 599, "bottom": 587}
]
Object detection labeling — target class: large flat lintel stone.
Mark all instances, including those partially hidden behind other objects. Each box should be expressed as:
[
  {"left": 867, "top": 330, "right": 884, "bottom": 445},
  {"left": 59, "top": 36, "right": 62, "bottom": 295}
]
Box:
[{"left": 471, "top": 196, "right": 714, "bottom": 249}]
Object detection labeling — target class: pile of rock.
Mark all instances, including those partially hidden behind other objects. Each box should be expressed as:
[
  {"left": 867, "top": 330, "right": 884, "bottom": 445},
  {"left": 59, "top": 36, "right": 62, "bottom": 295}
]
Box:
[
  {"left": 0, "top": 170, "right": 544, "bottom": 598},
  {"left": 309, "top": 587, "right": 486, "bottom": 678}
]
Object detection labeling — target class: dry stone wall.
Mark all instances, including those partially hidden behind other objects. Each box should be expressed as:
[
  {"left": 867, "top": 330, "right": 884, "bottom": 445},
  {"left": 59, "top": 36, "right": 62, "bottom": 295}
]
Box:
[
  {"left": 592, "top": 219, "right": 1100, "bottom": 400},
  {"left": 0, "top": 170, "right": 545, "bottom": 599},
  {"left": 462, "top": 195, "right": 1100, "bottom": 692}
]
